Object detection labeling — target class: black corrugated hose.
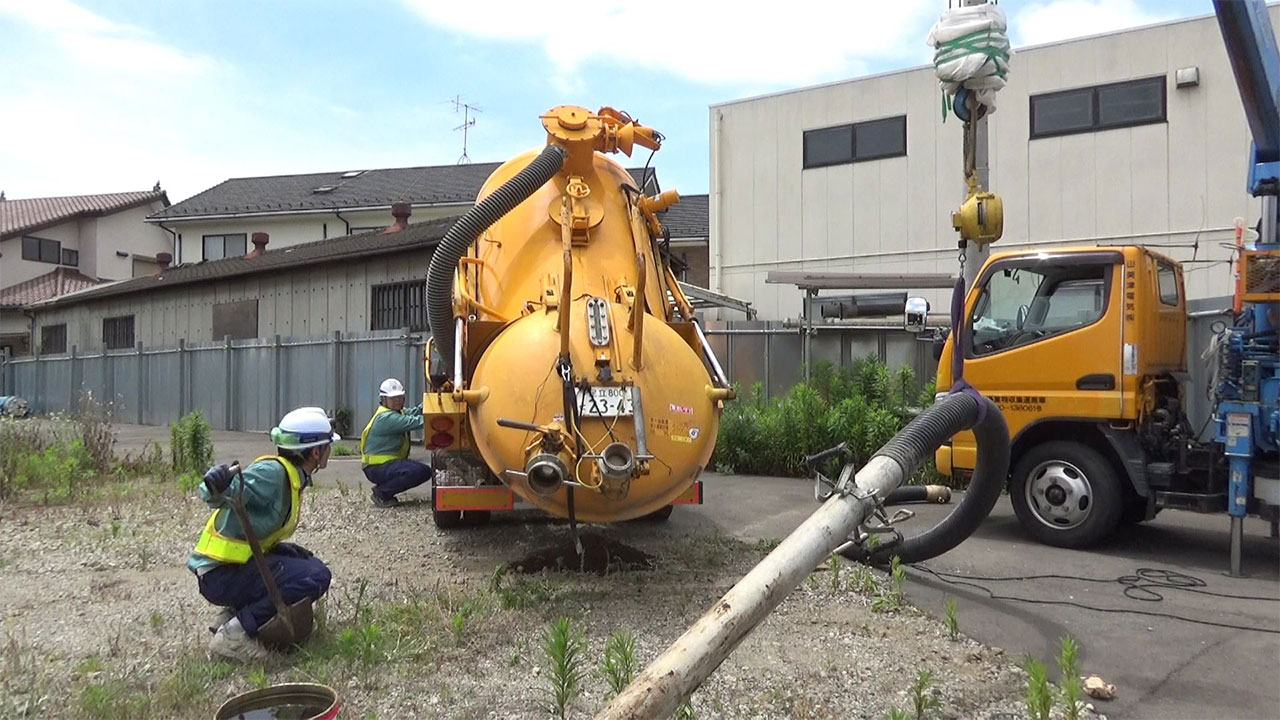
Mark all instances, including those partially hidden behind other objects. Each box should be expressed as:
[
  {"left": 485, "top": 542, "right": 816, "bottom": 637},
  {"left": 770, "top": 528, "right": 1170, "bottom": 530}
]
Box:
[
  {"left": 427, "top": 144, "right": 568, "bottom": 375},
  {"left": 843, "top": 391, "right": 1009, "bottom": 564}
]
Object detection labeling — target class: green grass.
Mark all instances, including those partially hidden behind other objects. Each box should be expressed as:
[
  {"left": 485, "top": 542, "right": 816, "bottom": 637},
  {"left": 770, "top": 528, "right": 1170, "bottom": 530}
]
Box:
[
  {"left": 910, "top": 670, "right": 940, "bottom": 720},
  {"left": 77, "top": 678, "right": 149, "bottom": 719},
  {"left": 600, "top": 631, "right": 638, "bottom": 699},
  {"left": 542, "top": 617, "right": 586, "bottom": 720},
  {"left": 944, "top": 598, "right": 959, "bottom": 641},
  {"left": 1057, "top": 635, "right": 1084, "bottom": 720},
  {"left": 331, "top": 443, "right": 359, "bottom": 457},
  {"left": 1023, "top": 656, "right": 1053, "bottom": 720}
]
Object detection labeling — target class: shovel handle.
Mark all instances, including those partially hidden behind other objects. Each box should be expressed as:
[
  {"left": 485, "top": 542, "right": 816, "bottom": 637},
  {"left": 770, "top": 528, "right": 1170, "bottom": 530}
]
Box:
[{"left": 226, "top": 463, "right": 296, "bottom": 635}]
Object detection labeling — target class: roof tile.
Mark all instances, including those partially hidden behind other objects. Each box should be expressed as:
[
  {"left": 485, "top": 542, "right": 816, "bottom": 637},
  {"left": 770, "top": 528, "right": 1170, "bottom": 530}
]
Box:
[
  {"left": 0, "top": 191, "right": 169, "bottom": 239},
  {"left": 0, "top": 267, "right": 103, "bottom": 307}
]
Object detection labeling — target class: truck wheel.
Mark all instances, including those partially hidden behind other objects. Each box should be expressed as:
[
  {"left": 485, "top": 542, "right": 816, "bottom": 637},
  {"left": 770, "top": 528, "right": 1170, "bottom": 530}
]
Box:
[
  {"left": 639, "top": 505, "right": 674, "bottom": 522},
  {"left": 433, "top": 510, "right": 464, "bottom": 529},
  {"left": 464, "top": 510, "right": 492, "bottom": 526},
  {"left": 1010, "top": 441, "right": 1122, "bottom": 548}
]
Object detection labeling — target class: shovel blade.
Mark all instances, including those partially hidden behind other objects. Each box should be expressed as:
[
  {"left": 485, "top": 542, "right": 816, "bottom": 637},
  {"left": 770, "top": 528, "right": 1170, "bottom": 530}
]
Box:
[{"left": 257, "top": 599, "right": 315, "bottom": 649}]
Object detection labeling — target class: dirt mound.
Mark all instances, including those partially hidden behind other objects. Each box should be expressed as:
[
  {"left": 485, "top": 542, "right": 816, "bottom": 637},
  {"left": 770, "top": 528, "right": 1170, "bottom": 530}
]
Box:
[{"left": 510, "top": 531, "right": 655, "bottom": 575}]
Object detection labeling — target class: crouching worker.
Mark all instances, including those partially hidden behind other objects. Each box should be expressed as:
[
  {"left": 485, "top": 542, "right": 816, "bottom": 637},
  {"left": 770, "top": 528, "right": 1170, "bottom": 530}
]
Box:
[
  {"left": 188, "top": 407, "right": 337, "bottom": 662},
  {"left": 359, "top": 378, "right": 433, "bottom": 508}
]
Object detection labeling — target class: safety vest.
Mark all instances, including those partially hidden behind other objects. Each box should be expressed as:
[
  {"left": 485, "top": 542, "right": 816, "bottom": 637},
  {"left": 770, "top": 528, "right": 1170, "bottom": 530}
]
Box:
[
  {"left": 193, "top": 455, "right": 301, "bottom": 564},
  {"left": 359, "top": 405, "right": 411, "bottom": 466}
]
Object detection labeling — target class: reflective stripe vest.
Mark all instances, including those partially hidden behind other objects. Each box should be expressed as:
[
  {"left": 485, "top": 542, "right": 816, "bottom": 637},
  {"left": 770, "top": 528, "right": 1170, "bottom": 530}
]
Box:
[
  {"left": 192, "top": 455, "right": 301, "bottom": 564},
  {"left": 359, "top": 405, "right": 410, "bottom": 466}
]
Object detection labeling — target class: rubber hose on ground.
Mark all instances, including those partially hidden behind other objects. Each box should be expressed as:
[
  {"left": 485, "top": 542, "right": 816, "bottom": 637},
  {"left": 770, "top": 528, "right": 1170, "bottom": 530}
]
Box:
[
  {"left": 841, "top": 392, "right": 1009, "bottom": 564},
  {"left": 883, "top": 485, "right": 942, "bottom": 505},
  {"left": 427, "top": 144, "right": 567, "bottom": 374}
]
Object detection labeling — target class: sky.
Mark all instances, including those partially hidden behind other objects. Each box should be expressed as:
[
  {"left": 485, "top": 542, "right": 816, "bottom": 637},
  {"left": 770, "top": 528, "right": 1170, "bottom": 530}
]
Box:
[{"left": 0, "top": 0, "right": 1214, "bottom": 205}]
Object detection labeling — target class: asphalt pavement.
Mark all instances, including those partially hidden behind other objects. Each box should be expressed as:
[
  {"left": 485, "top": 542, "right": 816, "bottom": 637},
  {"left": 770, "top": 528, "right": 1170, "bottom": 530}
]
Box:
[{"left": 114, "top": 424, "right": 1280, "bottom": 720}]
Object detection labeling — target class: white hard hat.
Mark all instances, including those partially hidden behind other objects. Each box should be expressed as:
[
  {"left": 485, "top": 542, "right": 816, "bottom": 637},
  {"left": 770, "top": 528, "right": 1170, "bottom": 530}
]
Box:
[
  {"left": 270, "top": 406, "right": 340, "bottom": 449},
  {"left": 379, "top": 378, "right": 406, "bottom": 397}
]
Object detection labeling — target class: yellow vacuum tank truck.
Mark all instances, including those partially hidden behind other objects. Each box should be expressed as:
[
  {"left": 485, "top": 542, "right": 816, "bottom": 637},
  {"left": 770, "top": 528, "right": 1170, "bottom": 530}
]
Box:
[{"left": 422, "top": 106, "right": 733, "bottom": 529}]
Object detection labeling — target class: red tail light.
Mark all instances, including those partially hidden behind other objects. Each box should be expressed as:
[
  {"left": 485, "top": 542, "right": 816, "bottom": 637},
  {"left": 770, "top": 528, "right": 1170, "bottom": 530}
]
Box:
[
  {"left": 430, "top": 417, "right": 455, "bottom": 432},
  {"left": 431, "top": 432, "right": 455, "bottom": 448}
]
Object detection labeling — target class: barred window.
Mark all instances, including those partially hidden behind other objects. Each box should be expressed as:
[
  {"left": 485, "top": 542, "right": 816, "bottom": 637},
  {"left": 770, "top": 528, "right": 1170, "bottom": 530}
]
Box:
[
  {"left": 371, "top": 281, "right": 427, "bottom": 331},
  {"left": 103, "top": 315, "right": 135, "bottom": 350}
]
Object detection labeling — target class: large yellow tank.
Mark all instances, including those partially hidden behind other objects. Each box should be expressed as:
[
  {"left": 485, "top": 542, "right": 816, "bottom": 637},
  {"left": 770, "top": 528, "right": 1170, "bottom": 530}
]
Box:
[{"left": 424, "top": 106, "right": 731, "bottom": 523}]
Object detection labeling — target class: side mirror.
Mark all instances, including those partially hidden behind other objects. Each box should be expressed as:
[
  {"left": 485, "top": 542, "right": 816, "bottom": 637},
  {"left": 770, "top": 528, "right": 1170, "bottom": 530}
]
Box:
[
  {"left": 1016, "top": 304, "right": 1029, "bottom": 330},
  {"left": 904, "top": 297, "right": 930, "bottom": 333}
]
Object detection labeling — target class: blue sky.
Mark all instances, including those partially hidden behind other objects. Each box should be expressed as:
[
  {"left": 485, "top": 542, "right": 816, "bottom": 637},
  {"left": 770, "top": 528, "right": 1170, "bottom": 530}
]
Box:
[{"left": 0, "top": 0, "right": 1211, "bottom": 204}]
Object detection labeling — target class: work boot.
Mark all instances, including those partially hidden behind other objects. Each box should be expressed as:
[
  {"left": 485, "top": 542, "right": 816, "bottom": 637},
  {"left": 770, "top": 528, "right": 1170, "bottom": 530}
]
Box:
[
  {"left": 207, "top": 607, "right": 235, "bottom": 635},
  {"left": 208, "top": 617, "right": 271, "bottom": 663},
  {"left": 371, "top": 490, "right": 400, "bottom": 508}
]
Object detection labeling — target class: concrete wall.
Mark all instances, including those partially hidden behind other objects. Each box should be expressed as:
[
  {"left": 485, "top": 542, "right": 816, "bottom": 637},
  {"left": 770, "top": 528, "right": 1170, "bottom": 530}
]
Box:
[
  {"left": 30, "top": 248, "right": 435, "bottom": 350},
  {"left": 167, "top": 205, "right": 466, "bottom": 264},
  {"left": 711, "top": 8, "right": 1277, "bottom": 320},
  {"left": 1, "top": 201, "right": 171, "bottom": 288}
]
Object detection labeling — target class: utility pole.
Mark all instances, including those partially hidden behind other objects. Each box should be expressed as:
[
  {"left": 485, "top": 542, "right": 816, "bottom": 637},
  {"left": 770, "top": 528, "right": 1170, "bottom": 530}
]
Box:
[{"left": 452, "top": 95, "right": 481, "bottom": 165}]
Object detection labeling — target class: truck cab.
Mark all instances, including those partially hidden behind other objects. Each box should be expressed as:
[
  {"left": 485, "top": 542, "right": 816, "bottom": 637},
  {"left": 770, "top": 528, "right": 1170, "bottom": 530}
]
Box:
[{"left": 935, "top": 245, "right": 1197, "bottom": 547}]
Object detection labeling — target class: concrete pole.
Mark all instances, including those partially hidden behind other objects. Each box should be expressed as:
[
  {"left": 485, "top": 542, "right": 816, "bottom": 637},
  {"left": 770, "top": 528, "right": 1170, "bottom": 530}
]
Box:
[{"left": 596, "top": 457, "right": 903, "bottom": 720}]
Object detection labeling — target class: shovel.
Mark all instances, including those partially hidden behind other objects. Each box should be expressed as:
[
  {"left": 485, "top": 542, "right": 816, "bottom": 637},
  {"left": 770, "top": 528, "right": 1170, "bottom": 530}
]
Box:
[{"left": 226, "top": 462, "right": 315, "bottom": 649}]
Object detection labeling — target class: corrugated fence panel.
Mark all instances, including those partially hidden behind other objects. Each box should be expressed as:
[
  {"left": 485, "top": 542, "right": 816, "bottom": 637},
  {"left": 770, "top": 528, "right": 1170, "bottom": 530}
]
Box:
[
  {"left": 189, "top": 347, "right": 230, "bottom": 430},
  {"left": 146, "top": 351, "right": 181, "bottom": 426},
  {"left": 234, "top": 341, "right": 275, "bottom": 432},
  {"left": 344, "top": 334, "right": 406, "bottom": 434},
  {"left": 79, "top": 355, "right": 108, "bottom": 410},
  {"left": 281, "top": 341, "right": 334, "bottom": 422},
  {"left": 767, "top": 332, "right": 804, "bottom": 396},
  {"left": 109, "top": 353, "right": 141, "bottom": 421}
]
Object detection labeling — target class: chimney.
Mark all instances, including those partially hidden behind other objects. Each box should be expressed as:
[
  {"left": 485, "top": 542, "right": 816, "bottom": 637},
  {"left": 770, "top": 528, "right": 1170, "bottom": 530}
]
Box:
[
  {"left": 247, "top": 232, "right": 269, "bottom": 258},
  {"left": 383, "top": 202, "right": 412, "bottom": 234},
  {"left": 154, "top": 252, "right": 172, "bottom": 276}
]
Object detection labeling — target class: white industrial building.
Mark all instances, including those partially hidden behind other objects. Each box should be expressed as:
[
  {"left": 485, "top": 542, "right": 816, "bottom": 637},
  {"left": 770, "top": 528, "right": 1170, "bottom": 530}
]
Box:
[{"left": 709, "top": 7, "right": 1278, "bottom": 320}]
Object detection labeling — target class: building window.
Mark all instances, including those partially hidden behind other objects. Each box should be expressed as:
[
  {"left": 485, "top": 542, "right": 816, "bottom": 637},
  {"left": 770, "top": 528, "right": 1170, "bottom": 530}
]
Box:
[
  {"left": 803, "top": 115, "right": 907, "bottom": 169},
  {"left": 21, "top": 235, "right": 64, "bottom": 265},
  {"left": 103, "top": 316, "right": 135, "bottom": 350},
  {"left": 61, "top": 248, "right": 79, "bottom": 267},
  {"left": 371, "top": 281, "right": 427, "bottom": 331},
  {"left": 40, "top": 324, "right": 67, "bottom": 354},
  {"left": 202, "top": 234, "right": 247, "bottom": 261},
  {"left": 1157, "top": 263, "right": 1179, "bottom": 306},
  {"left": 1031, "top": 76, "right": 1166, "bottom": 139}
]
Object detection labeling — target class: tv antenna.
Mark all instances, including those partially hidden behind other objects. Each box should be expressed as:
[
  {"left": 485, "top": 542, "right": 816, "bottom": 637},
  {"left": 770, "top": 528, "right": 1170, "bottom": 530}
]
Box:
[{"left": 452, "top": 95, "right": 481, "bottom": 165}]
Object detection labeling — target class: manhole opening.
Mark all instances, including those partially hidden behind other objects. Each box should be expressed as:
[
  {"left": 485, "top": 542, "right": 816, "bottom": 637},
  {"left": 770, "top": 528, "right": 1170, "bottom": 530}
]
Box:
[{"left": 510, "top": 532, "right": 655, "bottom": 575}]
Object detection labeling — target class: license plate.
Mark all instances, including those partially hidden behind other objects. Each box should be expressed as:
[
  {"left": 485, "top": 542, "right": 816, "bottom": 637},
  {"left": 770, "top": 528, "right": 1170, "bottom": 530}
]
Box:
[{"left": 575, "top": 386, "right": 633, "bottom": 417}]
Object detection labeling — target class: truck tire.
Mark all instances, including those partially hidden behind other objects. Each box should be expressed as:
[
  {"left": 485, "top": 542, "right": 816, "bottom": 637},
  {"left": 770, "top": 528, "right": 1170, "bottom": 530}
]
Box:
[
  {"left": 637, "top": 505, "right": 674, "bottom": 522},
  {"left": 1010, "top": 441, "right": 1122, "bottom": 548},
  {"left": 432, "top": 509, "right": 464, "bottom": 529}
]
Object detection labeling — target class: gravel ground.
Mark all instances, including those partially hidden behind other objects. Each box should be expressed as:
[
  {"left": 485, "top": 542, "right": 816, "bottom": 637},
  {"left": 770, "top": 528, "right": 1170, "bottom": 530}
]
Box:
[{"left": 0, "top": 482, "right": 1030, "bottom": 719}]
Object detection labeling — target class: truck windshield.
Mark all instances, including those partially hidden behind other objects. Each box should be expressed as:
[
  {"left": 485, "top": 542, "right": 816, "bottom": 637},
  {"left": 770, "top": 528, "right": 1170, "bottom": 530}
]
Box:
[{"left": 970, "top": 263, "right": 1108, "bottom": 356}]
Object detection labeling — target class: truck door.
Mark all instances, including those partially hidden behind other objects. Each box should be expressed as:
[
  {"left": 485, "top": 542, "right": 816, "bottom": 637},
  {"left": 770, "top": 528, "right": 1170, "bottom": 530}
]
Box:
[{"left": 949, "top": 251, "right": 1124, "bottom": 469}]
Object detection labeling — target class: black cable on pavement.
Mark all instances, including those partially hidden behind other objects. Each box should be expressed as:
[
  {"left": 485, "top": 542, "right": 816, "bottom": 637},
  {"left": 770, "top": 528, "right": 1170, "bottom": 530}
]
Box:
[{"left": 908, "top": 563, "right": 1280, "bottom": 635}]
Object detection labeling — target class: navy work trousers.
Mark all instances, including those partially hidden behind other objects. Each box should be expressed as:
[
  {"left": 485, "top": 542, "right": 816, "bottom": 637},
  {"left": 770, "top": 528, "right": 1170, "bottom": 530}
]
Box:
[
  {"left": 197, "top": 552, "right": 331, "bottom": 636},
  {"left": 363, "top": 459, "right": 433, "bottom": 501}
]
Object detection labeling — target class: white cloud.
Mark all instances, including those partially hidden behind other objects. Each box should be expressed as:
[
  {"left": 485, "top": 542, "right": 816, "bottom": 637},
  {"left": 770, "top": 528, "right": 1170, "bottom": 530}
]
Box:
[
  {"left": 0, "top": 0, "right": 217, "bottom": 76},
  {"left": 401, "top": 0, "right": 938, "bottom": 87},
  {"left": 1012, "top": 0, "right": 1176, "bottom": 47}
]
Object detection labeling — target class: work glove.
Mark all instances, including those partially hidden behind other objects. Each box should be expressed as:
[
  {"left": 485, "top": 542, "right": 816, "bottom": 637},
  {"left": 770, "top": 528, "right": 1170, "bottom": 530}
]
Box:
[
  {"left": 202, "top": 464, "right": 235, "bottom": 495},
  {"left": 274, "top": 542, "right": 314, "bottom": 559},
  {"left": 404, "top": 404, "right": 423, "bottom": 417}
]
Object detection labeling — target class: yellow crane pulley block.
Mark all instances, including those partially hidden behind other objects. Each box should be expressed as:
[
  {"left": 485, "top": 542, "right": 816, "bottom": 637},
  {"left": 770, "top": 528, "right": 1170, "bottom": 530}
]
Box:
[{"left": 952, "top": 175, "right": 1004, "bottom": 244}]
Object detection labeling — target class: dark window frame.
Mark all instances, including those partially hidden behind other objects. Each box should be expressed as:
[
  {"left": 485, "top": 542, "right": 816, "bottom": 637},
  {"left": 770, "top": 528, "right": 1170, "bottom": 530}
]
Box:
[
  {"left": 803, "top": 115, "right": 907, "bottom": 169},
  {"left": 40, "top": 324, "right": 67, "bottom": 354},
  {"left": 21, "top": 235, "right": 64, "bottom": 265},
  {"left": 371, "top": 280, "right": 428, "bottom": 332},
  {"left": 103, "top": 315, "right": 135, "bottom": 350},
  {"left": 201, "top": 233, "right": 248, "bottom": 261},
  {"left": 1030, "top": 76, "right": 1167, "bottom": 139}
]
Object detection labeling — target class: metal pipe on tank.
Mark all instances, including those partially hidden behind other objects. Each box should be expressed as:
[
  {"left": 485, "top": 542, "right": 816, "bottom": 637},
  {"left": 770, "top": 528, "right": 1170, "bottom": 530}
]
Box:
[{"left": 632, "top": 253, "right": 646, "bottom": 370}]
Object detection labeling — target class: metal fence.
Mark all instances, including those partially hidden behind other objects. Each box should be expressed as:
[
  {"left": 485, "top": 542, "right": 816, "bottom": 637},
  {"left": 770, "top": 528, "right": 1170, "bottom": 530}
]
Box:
[
  {"left": 702, "top": 321, "right": 941, "bottom": 400},
  {"left": 0, "top": 322, "right": 932, "bottom": 432},
  {"left": 0, "top": 329, "right": 426, "bottom": 434},
  {"left": 0, "top": 305, "right": 1225, "bottom": 434}
]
